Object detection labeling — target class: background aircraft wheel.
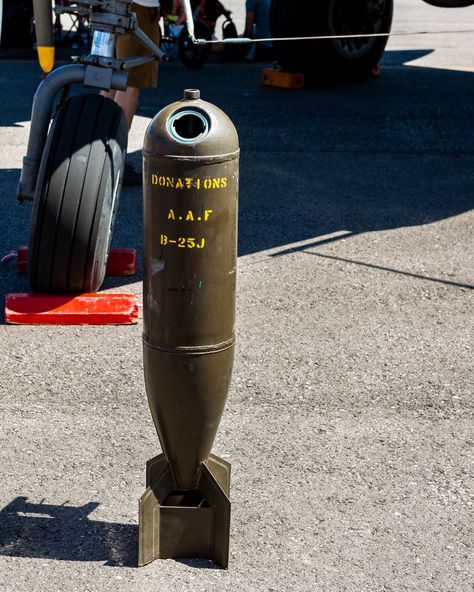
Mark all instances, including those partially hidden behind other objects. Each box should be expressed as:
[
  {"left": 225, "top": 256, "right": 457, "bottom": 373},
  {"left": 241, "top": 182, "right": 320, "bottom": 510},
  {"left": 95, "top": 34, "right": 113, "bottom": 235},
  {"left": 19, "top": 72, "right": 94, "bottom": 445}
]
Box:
[
  {"left": 178, "top": 20, "right": 211, "bottom": 69},
  {"left": 28, "top": 93, "right": 128, "bottom": 293},
  {"left": 270, "top": 0, "right": 393, "bottom": 81}
]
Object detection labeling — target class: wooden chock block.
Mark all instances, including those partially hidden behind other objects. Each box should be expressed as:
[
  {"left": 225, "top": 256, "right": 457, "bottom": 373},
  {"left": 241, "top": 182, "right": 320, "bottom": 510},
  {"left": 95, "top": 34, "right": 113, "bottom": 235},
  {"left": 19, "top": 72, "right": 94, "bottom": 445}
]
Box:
[{"left": 260, "top": 67, "right": 305, "bottom": 89}]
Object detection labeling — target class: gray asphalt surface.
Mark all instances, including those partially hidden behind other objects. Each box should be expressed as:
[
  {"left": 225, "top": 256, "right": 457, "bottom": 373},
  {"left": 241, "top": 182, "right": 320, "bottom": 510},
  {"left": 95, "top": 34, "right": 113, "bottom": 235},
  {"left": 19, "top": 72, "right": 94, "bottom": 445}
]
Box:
[{"left": 0, "top": 1, "right": 473, "bottom": 591}]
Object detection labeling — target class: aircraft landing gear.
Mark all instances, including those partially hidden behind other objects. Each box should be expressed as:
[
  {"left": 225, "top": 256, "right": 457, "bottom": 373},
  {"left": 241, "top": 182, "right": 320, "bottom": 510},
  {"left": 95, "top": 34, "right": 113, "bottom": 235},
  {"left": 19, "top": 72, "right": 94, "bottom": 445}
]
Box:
[{"left": 28, "top": 93, "right": 128, "bottom": 293}]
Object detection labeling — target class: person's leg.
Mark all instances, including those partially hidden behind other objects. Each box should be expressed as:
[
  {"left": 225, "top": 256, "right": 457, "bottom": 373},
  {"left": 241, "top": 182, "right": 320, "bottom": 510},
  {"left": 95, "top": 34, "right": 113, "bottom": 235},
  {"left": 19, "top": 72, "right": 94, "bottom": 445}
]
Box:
[
  {"left": 101, "top": 89, "right": 116, "bottom": 101},
  {"left": 114, "top": 4, "right": 159, "bottom": 129},
  {"left": 100, "top": 85, "right": 142, "bottom": 184},
  {"left": 109, "top": 4, "right": 160, "bottom": 185},
  {"left": 108, "top": 86, "right": 140, "bottom": 130}
]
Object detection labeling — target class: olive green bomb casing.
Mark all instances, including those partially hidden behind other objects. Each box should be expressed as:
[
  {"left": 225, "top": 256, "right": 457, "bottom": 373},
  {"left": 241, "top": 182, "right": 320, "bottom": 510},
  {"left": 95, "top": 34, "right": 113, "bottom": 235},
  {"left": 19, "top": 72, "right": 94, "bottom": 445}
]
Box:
[{"left": 139, "top": 89, "right": 239, "bottom": 568}]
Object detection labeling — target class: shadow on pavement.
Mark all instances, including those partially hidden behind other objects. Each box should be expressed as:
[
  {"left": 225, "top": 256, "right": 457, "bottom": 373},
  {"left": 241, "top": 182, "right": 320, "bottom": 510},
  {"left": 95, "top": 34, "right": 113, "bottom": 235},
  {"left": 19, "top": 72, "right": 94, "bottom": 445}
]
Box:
[
  {"left": 1, "top": 49, "right": 473, "bottom": 293},
  {"left": 0, "top": 497, "right": 137, "bottom": 566},
  {"left": 298, "top": 251, "right": 474, "bottom": 290}
]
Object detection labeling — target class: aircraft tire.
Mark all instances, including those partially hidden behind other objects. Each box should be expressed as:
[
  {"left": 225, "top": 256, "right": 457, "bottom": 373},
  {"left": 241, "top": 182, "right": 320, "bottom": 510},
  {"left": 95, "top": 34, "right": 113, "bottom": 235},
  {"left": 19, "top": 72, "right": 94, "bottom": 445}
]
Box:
[
  {"left": 270, "top": 0, "right": 393, "bottom": 81},
  {"left": 28, "top": 93, "right": 128, "bottom": 293}
]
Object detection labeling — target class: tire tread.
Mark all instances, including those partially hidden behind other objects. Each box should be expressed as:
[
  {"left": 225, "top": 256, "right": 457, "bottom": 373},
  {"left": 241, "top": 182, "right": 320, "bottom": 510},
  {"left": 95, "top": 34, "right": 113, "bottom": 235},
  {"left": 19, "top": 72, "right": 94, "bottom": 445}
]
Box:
[{"left": 28, "top": 93, "right": 128, "bottom": 293}]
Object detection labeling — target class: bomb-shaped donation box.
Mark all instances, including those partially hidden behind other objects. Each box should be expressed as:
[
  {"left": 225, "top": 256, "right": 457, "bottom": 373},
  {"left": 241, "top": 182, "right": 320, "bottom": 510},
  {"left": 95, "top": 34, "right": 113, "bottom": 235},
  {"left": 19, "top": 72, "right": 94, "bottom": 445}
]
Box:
[{"left": 139, "top": 89, "right": 239, "bottom": 568}]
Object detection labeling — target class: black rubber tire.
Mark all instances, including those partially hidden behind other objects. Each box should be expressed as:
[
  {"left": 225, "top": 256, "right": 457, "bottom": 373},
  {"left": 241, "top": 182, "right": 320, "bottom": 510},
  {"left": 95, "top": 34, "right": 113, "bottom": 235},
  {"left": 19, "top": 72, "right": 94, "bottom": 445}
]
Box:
[
  {"left": 28, "top": 93, "right": 128, "bottom": 293},
  {"left": 423, "top": 0, "right": 473, "bottom": 6},
  {"left": 270, "top": 0, "right": 393, "bottom": 81},
  {"left": 178, "top": 21, "right": 211, "bottom": 69}
]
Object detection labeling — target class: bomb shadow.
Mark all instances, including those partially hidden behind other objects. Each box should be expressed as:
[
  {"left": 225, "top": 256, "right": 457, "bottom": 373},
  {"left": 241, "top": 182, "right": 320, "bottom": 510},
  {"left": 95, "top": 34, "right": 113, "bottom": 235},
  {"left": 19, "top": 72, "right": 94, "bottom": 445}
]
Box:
[{"left": 0, "top": 496, "right": 137, "bottom": 566}]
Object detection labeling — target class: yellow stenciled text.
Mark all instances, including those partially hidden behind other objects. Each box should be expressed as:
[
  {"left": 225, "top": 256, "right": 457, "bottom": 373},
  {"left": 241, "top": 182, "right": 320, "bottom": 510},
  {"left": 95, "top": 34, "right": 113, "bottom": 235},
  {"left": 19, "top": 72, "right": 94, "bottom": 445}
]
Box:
[
  {"left": 160, "top": 234, "right": 206, "bottom": 249},
  {"left": 151, "top": 174, "right": 227, "bottom": 190},
  {"left": 167, "top": 209, "right": 214, "bottom": 222}
]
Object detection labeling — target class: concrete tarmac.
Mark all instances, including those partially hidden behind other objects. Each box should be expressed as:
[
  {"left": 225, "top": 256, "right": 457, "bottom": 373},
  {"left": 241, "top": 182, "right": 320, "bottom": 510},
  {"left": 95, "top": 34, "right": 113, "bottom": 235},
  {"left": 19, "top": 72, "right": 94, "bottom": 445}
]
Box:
[{"left": 0, "top": 1, "right": 473, "bottom": 591}]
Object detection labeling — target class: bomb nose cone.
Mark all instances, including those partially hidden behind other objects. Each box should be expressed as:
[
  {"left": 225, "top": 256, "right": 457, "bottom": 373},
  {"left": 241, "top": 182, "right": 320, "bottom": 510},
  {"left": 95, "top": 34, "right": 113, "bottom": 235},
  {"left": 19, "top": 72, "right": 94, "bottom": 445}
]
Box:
[{"left": 183, "top": 89, "right": 200, "bottom": 100}]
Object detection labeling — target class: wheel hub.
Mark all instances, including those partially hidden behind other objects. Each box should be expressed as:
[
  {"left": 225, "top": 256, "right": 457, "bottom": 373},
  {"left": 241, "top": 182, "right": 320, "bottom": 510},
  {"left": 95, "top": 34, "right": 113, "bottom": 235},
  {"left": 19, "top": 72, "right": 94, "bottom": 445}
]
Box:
[{"left": 329, "top": 0, "right": 387, "bottom": 58}]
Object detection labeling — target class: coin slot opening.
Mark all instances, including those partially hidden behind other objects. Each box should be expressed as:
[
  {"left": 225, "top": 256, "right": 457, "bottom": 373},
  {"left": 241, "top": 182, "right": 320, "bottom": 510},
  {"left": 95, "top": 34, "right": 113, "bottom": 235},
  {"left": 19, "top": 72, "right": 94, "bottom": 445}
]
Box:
[{"left": 168, "top": 110, "right": 209, "bottom": 143}]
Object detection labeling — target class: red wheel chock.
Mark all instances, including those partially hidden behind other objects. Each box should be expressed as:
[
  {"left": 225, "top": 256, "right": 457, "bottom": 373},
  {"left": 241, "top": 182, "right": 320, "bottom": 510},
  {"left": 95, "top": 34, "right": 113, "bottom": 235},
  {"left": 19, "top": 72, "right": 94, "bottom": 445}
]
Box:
[
  {"left": 4, "top": 247, "right": 139, "bottom": 325},
  {"left": 5, "top": 293, "right": 139, "bottom": 325}
]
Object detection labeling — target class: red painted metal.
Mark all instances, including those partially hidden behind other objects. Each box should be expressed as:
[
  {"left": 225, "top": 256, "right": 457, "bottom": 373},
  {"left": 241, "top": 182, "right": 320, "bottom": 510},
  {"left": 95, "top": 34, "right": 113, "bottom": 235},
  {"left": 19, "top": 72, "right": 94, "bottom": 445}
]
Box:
[
  {"left": 105, "top": 248, "right": 137, "bottom": 276},
  {"left": 5, "top": 293, "right": 139, "bottom": 325},
  {"left": 15, "top": 247, "right": 137, "bottom": 276},
  {"left": 16, "top": 246, "right": 28, "bottom": 273}
]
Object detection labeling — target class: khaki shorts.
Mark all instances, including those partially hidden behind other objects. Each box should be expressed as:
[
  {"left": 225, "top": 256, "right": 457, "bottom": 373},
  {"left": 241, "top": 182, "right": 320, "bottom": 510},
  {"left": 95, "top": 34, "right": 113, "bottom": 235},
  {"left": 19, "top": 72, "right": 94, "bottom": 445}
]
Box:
[{"left": 116, "top": 4, "right": 161, "bottom": 88}]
